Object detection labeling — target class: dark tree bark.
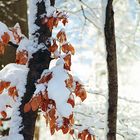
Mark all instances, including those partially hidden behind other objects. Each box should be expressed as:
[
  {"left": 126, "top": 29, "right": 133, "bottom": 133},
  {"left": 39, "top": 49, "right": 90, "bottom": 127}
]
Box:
[
  {"left": 19, "top": 1, "right": 55, "bottom": 140},
  {"left": 104, "top": 0, "right": 118, "bottom": 140}
]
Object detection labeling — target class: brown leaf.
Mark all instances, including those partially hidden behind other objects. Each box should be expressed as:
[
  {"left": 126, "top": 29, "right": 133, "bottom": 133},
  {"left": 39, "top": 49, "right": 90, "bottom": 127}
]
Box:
[
  {"left": 74, "top": 82, "right": 87, "bottom": 101},
  {"left": 57, "top": 30, "right": 67, "bottom": 43},
  {"left": 69, "top": 129, "right": 74, "bottom": 135},
  {"left": 1, "top": 32, "right": 10, "bottom": 44},
  {"left": 8, "top": 87, "right": 18, "bottom": 100},
  {"left": 3, "top": 82, "right": 10, "bottom": 89},
  {"left": 62, "top": 43, "right": 75, "bottom": 55},
  {"left": 48, "top": 108, "right": 56, "bottom": 119},
  {"left": 87, "top": 134, "right": 92, "bottom": 140},
  {"left": 65, "top": 74, "right": 73, "bottom": 88},
  {"left": 67, "top": 97, "right": 75, "bottom": 108},
  {"left": 49, "top": 118, "right": 56, "bottom": 135},
  {"left": 24, "top": 103, "right": 31, "bottom": 113},
  {"left": 0, "top": 43, "right": 4, "bottom": 55},
  {"left": 38, "top": 72, "right": 52, "bottom": 84},
  {"left": 0, "top": 120, "right": 3, "bottom": 126},
  {"left": 61, "top": 125, "right": 69, "bottom": 134},
  {"left": 54, "top": 18, "right": 59, "bottom": 27},
  {"left": 78, "top": 88, "right": 87, "bottom": 102},
  {"left": 68, "top": 44, "right": 75, "bottom": 55},
  {"left": 30, "top": 97, "right": 39, "bottom": 111},
  {"left": 16, "top": 50, "right": 28, "bottom": 65},
  {"left": 0, "top": 83, "right": 4, "bottom": 94},
  {"left": 41, "top": 100, "right": 48, "bottom": 112},
  {"left": 48, "top": 40, "right": 58, "bottom": 53},
  {"left": 0, "top": 81, "right": 10, "bottom": 94},
  {"left": 11, "top": 27, "right": 22, "bottom": 44},
  {"left": 62, "top": 18, "right": 68, "bottom": 26},
  {"left": 1, "top": 111, "right": 7, "bottom": 119},
  {"left": 47, "top": 17, "right": 55, "bottom": 31},
  {"left": 63, "top": 54, "right": 71, "bottom": 71}
]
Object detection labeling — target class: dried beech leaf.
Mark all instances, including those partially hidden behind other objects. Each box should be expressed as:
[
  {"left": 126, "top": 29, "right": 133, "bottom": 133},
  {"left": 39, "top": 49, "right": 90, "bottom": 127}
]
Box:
[
  {"left": 61, "top": 126, "right": 69, "bottom": 134},
  {"left": 24, "top": 103, "right": 31, "bottom": 113},
  {"left": 48, "top": 108, "right": 55, "bottom": 119},
  {"left": 0, "top": 43, "right": 4, "bottom": 55},
  {"left": 69, "top": 129, "right": 74, "bottom": 135},
  {"left": 0, "top": 120, "right": 3, "bottom": 126},
  {"left": 67, "top": 98, "right": 75, "bottom": 108},
  {"left": 49, "top": 119, "right": 56, "bottom": 135},
  {"left": 38, "top": 72, "right": 52, "bottom": 84},
  {"left": 1, "top": 111, "right": 7, "bottom": 119},
  {"left": 62, "top": 18, "right": 68, "bottom": 26},
  {"left": 65, "top": 74, "right": 73, "bottom": 88},
  {"left": 63, "top": 54, "right": 71, "bottom": 71},
  {"left": 0, "top": 81, "right": 10, "bottom": 94},
  {"left": 41, "top": 101, "right": 48, "bottom": 112},
  {"left": 16, "top": 50, "right": 28, "bottom": 65},
  {"left": 87, "top": 134, "right": 92, "bottom": 140},
  {"left": 68, "top": 44, "right": 75, "bottom": 55},
  {"left": 48, "top": 40, "right": 58, "bottom": 53},
  {"left": 30, "top": 97, "right": 39, "bottom": 111},
  {"left": 47, "top": 17, "right": 54, "bottom": 31},
  {"left": 1, "top": 32, "right": 10, "bottom": 44},
  {"left": 8, "top": 87, "right": 18, "bottom": 100},
  {"left": 57, "top": 30, "right": 67, "bottom": 43}
]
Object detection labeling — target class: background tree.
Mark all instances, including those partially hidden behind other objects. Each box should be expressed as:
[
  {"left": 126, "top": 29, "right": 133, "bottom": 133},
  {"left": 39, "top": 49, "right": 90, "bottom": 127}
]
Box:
[
  {"left": 0, "top": 0, "right": 28, "bottom": 69},
  {"left": 104, "top": 0, "right": 118, "bottom": 140}
]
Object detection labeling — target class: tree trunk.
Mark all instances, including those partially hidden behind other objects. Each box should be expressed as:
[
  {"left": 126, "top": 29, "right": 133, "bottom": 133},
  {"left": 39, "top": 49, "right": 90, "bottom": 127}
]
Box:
[
  {"left": 104, "top": 0, "right": 118, "bottom": 140},
  {"left": 19, "top": 0, "right": 55, "bottom": 140}
]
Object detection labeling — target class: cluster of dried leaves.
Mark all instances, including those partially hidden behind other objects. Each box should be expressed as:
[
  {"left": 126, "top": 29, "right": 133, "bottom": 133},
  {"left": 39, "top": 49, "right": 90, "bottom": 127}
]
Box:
[
  {"left": 0, "top": 24, "right": 22, "bottom": 55},
  {"left": 23, "top": 10, "right": 95, "bottom": 139},
  {"left": 0, "top": 81, "right": 18, "bottom": 126}
]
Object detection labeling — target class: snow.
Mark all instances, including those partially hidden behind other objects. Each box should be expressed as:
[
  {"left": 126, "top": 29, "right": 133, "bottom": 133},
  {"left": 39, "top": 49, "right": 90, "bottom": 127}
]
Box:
[
  {"left": 36, "top": 58, "right": 73, "bottom": 118},
  {"left": 28, "top": 0, "right": 57, "bottom": 54},
  {"left": 0, "top": 64, "right": 29, "bottom": 140},
  {"left": 46, "top": 6, "right": 56, "bottom": 17},
  {"left": 0, "top": 22, "right": 9, "bottom": 38},
  {"left": 28, "top": 0, "right": 39, "bottom": 38}
]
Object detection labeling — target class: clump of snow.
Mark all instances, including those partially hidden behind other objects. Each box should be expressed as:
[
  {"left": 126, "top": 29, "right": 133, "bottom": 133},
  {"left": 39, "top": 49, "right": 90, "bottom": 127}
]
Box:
[
  {"left": 35, "top": 58, "right": 72, "bottom": 118},
  {"left": 0, "top": 22, "right": 9, "bottom": 37},
  {"left": 0, "top": 64, "right": 29, "bottom": 140},
  {"left": 46, "top": 6, "right": 56, "bottom": 17},
  {"left": 28, "top": 0, "right": 39, "bottom": 38}
]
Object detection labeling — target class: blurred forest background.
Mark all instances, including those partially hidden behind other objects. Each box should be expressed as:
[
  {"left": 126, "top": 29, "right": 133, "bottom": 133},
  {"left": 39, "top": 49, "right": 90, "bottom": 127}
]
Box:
[{"left": 0, "top": 0, "right": 140, "bottom": 140}]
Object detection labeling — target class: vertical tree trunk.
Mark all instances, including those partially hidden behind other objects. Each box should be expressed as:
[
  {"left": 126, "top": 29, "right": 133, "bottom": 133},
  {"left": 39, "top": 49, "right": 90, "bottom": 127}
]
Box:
[
  {"left": 19, "top": 0, "right": 55, "bottom": 140},
  {"left": 104, "top": 0, "right": 118, "bottom": 140}
]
